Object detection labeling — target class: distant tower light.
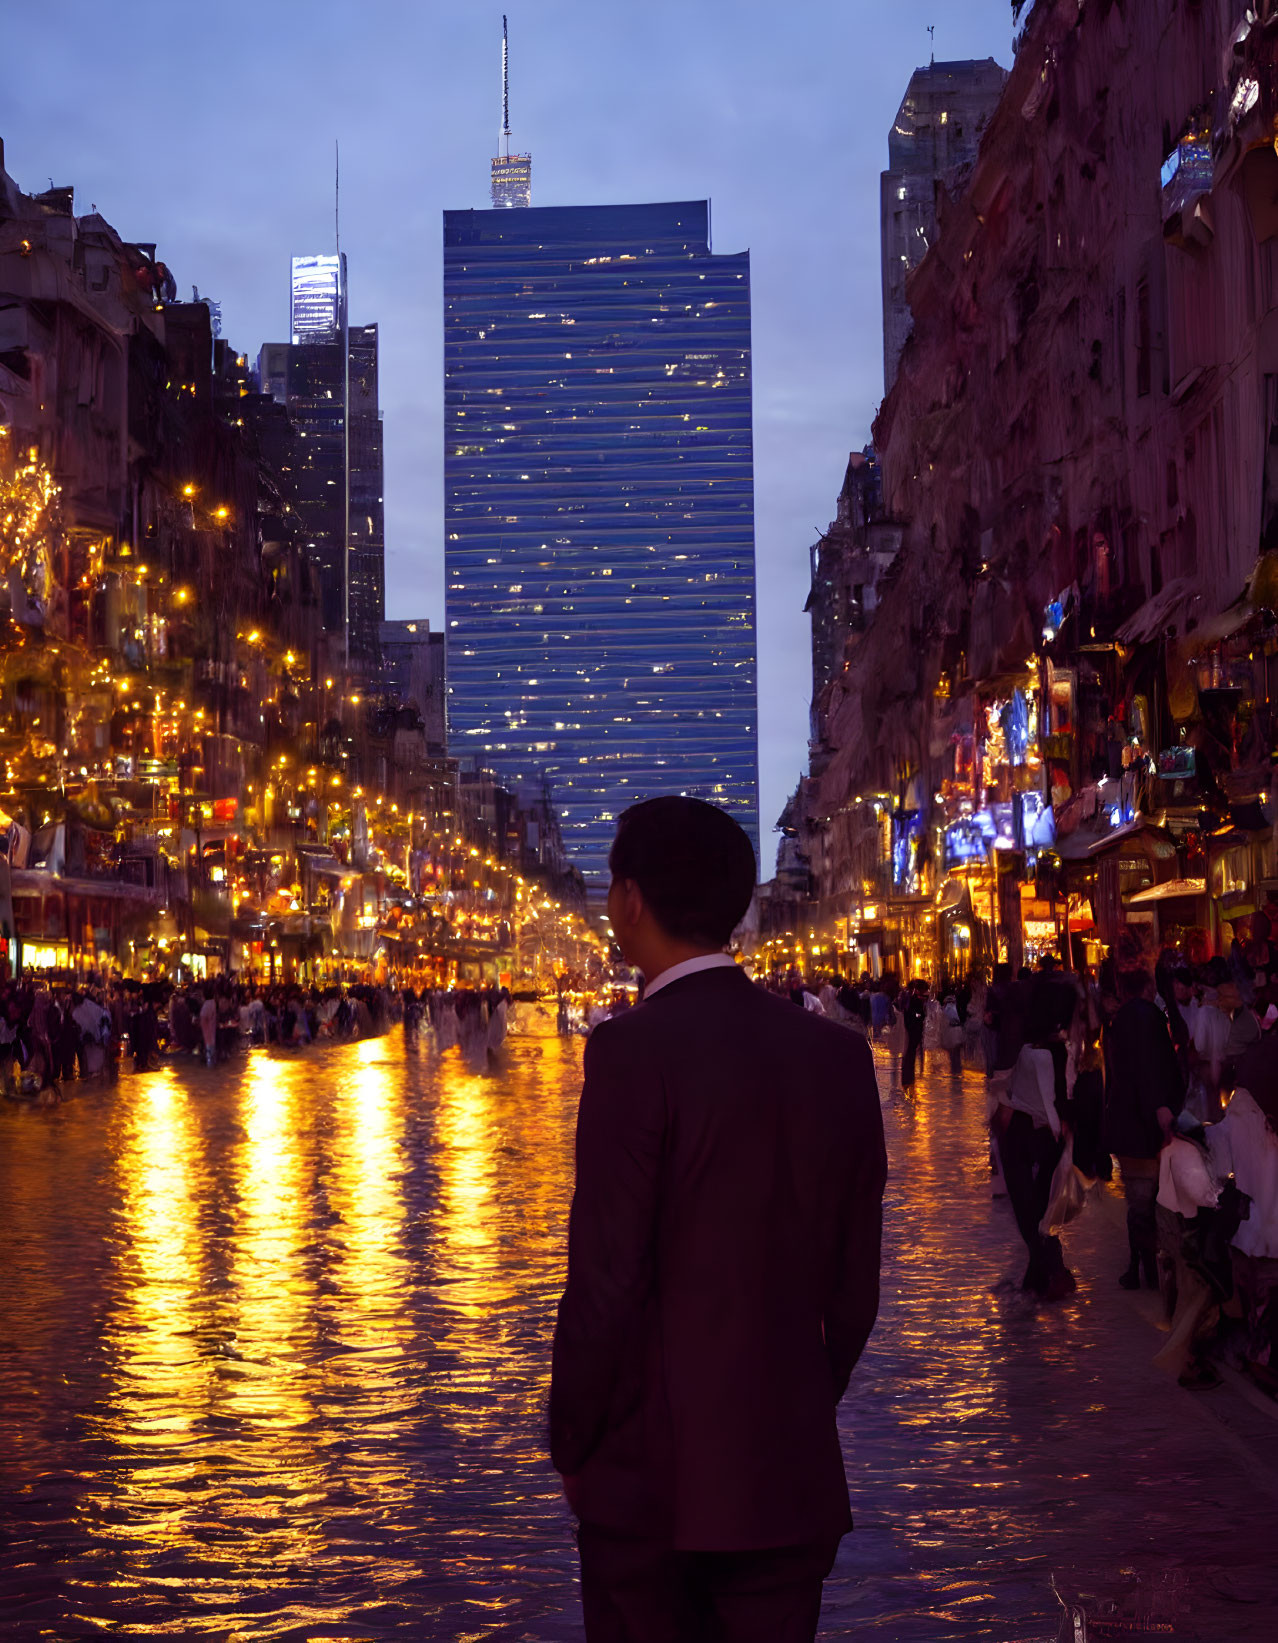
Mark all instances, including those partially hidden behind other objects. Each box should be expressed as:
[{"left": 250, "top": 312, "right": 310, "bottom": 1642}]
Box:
[{"left": 491, "top": 13, "right": 532, "bottom": 207}]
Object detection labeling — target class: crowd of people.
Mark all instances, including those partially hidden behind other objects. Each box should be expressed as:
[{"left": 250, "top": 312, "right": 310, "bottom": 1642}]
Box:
[
  {"left": 10, "top": 935, "right": 1278, "bottom": 1399},
  {"left": 777, "top": 949, "right": 1278, "bottom": 1395},
  {"left": 0, "top": 974, "right": 515, "bottom": 1100}
]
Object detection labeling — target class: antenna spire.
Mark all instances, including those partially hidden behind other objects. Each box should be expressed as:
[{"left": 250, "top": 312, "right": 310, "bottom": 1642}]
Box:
[
  {"left": 490, "top": 14, "right": 531, "bottom": 208},
  {"left": 501, "top": 15, "right": 511, "bottom": 158}
]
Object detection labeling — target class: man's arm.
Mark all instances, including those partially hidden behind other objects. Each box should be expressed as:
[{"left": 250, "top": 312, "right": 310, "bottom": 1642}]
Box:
[
  {"left": 823, "top": 1041, "right": 888, "bottom": 1399},
  {"left": 550, "top": 1023, "right": 665, "bottom": 1478}
]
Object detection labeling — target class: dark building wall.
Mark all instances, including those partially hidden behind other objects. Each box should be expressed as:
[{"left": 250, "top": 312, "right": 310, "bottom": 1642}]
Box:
[
  {"left": 379, "top": 619, "right": 445, "bottom": 754},
  {"left": 348, "top": 323, "right": 384, "bottom": 662},
  {"left": 258, "top": 322, "right": 385, "bottom": 666}
]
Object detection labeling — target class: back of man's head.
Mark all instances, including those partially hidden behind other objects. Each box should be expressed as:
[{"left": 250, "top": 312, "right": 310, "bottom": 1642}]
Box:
[{"left": 609, "top": 796, "right": 756, "bottom": 948}]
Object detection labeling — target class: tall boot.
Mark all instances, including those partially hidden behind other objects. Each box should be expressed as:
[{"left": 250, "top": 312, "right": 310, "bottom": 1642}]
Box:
[{"left": 1119, "top": 1238, "right": 1141, "bottom": 1290}]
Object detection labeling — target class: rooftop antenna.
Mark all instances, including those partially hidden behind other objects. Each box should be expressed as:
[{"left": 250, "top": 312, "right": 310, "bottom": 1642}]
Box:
[
  {"left": 501, "top": 15, "right": 511, "bottom": 159},
  {"left": 928, "top": 24, "right": 935, "bottom": 65},
  {"left": 335, "top": 138, "right": 340, "bottom": 255}
]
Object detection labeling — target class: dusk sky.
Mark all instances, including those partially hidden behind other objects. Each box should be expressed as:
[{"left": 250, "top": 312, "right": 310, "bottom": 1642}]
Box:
[{"left": 1, "top": 0, "right": 1015, "bottom": 867}]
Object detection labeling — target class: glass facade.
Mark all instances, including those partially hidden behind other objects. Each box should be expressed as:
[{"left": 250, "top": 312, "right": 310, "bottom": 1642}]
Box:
[
  {"left": 290, "top": 253, "right": 346, "bottom": 344},
  {"left": 443, "top": 199, "right": 760, "bottom": 886},
  {"left": 490, "top": 153, "right": 533, "bottom": 210}
]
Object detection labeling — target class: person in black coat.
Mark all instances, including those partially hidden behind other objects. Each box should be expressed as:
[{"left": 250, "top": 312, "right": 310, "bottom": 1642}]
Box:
[
  {"left": 551, "top": 798, "right": 887, "bottom": 1643},
  {"left": 1103, "top": 967, "right": 1184, "bottom": 1288},
  {"left": 901, "top": 980, "right": 928, "bottom": 1090}
]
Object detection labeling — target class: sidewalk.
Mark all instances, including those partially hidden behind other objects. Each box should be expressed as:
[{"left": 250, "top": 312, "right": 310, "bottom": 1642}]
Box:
[
  {"left": 823, "top": 1056, "right": 1278, "bottom": 1642},
  {"left": 1074, "top": 1168, "right": 1278, "bottom": 1458}
]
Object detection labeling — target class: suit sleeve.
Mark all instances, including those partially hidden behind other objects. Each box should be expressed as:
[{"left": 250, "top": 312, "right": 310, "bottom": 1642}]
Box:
[
  {"left": 824, "top": 1038, "right": 888, "bottom": 1400},
  {"left": 549, "top": 1024, "right": 665, "bottom": 1477}
]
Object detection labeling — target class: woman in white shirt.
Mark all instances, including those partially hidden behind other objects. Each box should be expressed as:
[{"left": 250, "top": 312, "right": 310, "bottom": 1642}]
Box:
[{"left": 1208, "top": 1040, "right": 1278, "bottom": 1389}]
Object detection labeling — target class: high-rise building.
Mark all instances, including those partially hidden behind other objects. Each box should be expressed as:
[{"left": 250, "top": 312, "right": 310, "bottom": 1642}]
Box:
[
  {"left": 259, "top": 258, "right": 384, "bottom": 665},
  {"left": 490, "top": 15, "right": 531, "bottom": 208},
  {"left": 290, "top": 253, "right": 346, "bottom": 343},
  {"left": 347, "top": 322, "right": 385, "bottom": 657},
  {"left": 880, "top": 58, "right": 1006, "bottom": 393},
  {"left": 443, "top": 199, "right": 760, "bottom": 887},
  {"left": 379, "top": 619, "right": 446, "bottom": 754}
]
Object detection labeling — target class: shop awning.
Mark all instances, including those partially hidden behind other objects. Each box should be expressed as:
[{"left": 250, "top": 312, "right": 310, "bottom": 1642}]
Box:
[
  {"left": 297, "top": 847, "right": 350, "bottom": 880},
  {"left": 1126, "top": 877, "right": 1207, "bottom": 905},
  {"left": 936, "top": 877, "right": 972, "bottom": 915},
  {"left": 10, "top": 869, "right": 163, "bottom": 905},
  {"left": 1057, "top": 816, "right": 1179, "bottom": 863},
  {"left": 1116, "top": 577, "right": 1203, "bottom": 644}
]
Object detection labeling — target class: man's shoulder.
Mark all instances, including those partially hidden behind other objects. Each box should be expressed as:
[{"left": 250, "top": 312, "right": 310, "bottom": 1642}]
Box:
[{"left": 601, "top": 976, "right": 876, "bottom": 1071}]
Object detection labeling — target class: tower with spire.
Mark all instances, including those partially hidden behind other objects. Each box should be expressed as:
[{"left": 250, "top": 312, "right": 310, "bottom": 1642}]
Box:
[{"left": 490, "top": 14, "right": 532, "bottom": 208}]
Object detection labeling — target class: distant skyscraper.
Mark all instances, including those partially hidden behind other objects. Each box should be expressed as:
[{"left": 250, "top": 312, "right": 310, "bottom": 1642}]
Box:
[
  {"left": 490, "top": 14, "right": 531, "bottom": 208},
  {"left": 290, "top": 253, "right": 346, "bottom": 343},
  {"left": 261, "top": 257, "right": 384, "bottom": 664},
  {"left": 443, "top": 200, "right": 760, "bottom": 887},
  {"left": 379, "top": 618, "right": 447, "bottom": 754},
  {"left": 880, "top": 58, "right": 1006, "bottom": 393},
  {"left": 347, "top": 322, "right": 385, "bottom": 657}
]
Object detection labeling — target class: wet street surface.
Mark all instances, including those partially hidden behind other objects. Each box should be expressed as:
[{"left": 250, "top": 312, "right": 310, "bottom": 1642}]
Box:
[{"left": 3, "top": 1027, "right": 1278, "bottom": 1641}]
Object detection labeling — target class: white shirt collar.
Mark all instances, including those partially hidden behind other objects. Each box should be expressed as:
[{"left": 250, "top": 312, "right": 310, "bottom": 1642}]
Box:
[{"left": 642, "top": 952, "right": 737, "bottom": 1000}]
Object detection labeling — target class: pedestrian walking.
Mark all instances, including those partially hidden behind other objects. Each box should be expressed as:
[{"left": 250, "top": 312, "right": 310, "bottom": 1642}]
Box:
[
  {"left": 941, "top": 993, "right": 964, "bottom": 1076},
  {"left": 991, "top": 1032, "right": 1075, "bottom": 1301},
  {"left": 870, "top": 984, "right": 891, "bottom": 1043},
  {"left": 901, "top": 979, "right": 927, "bottom": 1092},
  {"left": 551, "top": 796, "right": 886, "bottom": 1643},
  {"left": 1104, "top": 967, "right": 1184, "bottom": 1290}
]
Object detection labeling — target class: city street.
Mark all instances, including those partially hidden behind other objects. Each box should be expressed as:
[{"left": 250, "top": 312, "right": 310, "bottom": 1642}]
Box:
[{"left": 2, "top": 1027, "right": 1278, "bottom": 1641}]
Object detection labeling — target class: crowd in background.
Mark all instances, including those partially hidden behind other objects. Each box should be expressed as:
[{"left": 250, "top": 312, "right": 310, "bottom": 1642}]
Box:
[
  {"left": 777, "top": 948, "right": 1278, "bottom": 1398},
  {"left": 9, "top": 941, "right": 1278, "bottom": 1400},
  {"left": 0, "top": 975, "right": 514, "bottom": 1099}
]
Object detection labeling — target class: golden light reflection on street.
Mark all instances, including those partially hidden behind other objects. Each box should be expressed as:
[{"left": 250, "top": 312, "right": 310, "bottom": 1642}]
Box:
[
  {"left": 94, "top": 1067, "right": 210, "bottom": 1545},
  {"left": 9, "top": 1030, "right": 1268, "bottom": 1638},
  {"left": 328, "top": 1036, "right": 409, "bottom": 1341},
  {"left": 435, "top": 1066, "right": 498, "bottom": 1278},
  {"left": 229, "top": 1050, "right": 314, "bottom": 1403}
]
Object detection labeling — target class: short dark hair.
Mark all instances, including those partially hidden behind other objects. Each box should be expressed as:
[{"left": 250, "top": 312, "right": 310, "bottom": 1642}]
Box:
[{"left": 609, "top": 796, "right": 756, "bottom": 946}]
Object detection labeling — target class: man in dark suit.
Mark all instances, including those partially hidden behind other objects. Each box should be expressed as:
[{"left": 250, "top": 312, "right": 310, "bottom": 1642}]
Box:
[{"left": 550, "top": 797, "right": 887, "bottom": 1642}]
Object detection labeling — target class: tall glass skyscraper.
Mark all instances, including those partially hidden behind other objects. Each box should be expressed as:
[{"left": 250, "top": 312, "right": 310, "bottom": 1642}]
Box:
[{"left": 443, "top": 200, "right": 760, "bottom": 885}]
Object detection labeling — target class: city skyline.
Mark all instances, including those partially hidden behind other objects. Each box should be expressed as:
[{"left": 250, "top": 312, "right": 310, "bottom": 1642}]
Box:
[
  {"left": 0, "top": 0, "right": 1017, "bottom": 861},
  {"left": 444, "top": 200, "right": 759, "bottom": 883}
]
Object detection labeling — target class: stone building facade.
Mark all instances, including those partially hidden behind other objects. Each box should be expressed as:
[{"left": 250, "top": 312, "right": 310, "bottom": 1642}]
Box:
[{"left": 784, "top": 0, "right": 1278, "bottom": 982}]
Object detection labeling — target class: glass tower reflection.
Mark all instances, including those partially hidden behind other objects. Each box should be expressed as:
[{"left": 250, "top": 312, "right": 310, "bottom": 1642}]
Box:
[{"left": 443, "top": 200, "right": 760, "bottom": 883}]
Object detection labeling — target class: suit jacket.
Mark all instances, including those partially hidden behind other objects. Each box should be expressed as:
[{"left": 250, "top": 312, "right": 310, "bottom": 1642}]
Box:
[{"left": 549, "top": 965, "right": 887, "bottom": 1551}]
